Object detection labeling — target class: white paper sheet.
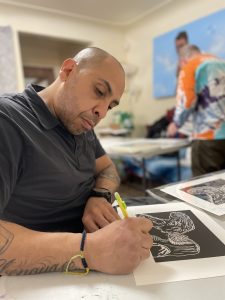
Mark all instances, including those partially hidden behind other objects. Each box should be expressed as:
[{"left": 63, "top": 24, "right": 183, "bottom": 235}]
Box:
[
  {"left": 129, "top": 203, "right": 225, "bottom": 286},
  {"left": 161, "top": 173, "right": 225, "bottom": 216}
]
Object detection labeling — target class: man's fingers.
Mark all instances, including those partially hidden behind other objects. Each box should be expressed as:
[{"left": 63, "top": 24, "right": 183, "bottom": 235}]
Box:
[
  {"left": 105, "top": 209, "right": 121, "bottom": 223},
  {"left": 95, "top": 215, "right": 110, "bottom": 228},
  {"left": 95, "top": 202, "right": 121, "bottom": 225},
  {"left": 140, "top": 248, "right": 151, "bottom": 260},
  {"left": 95, "top": 210, "right": 120, "bottom": 228},
  {"left": 141, "top": 232, "right": 153, "bottom": 250},
  {"left": 137, "top": 216, "right": 153, "bottom": 233},
  {"left": 84, "top": 220, "right": 99, "bottom": 233}
]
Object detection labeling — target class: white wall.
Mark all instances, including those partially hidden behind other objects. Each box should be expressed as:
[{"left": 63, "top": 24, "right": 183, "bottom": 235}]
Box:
[
  {"left": 0, "top": 3, "right": 125, "bottom": 57},
  {"left": 0, "top": 3, "right": 125, "bottom": 87},
  {"left": 124, "top": 0, "right": 225, "bottom": 135}
]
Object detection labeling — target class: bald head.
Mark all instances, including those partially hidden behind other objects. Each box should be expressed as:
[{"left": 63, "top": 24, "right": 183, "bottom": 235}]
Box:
[
  {"left": 73, "top": 47, "right": 124, "bottom": 74},
  {"left": 179, "top": 44, "right": 201, "bottom": 60}
]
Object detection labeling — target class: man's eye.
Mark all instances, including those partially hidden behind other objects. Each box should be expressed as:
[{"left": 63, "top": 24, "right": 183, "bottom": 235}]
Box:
[
  {"left": 96, "top": 88, "right": 104, "bottom": 97},
  {"left": 108, "top": 102, "right": 119, "bottom": 111}
]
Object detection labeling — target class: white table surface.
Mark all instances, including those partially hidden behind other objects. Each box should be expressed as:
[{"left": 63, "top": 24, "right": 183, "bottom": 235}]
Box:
[
  {"left": 2, "top": 210, "right": 225, "bottom": 300},
  {"left": 99, "top": 137, "right": 190, "bottom": 158}
]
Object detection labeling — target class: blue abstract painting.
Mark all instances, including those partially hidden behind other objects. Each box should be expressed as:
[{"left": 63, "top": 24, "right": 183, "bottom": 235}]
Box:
[{"left": 153, "top": 9, "right": 225, "bottom": 98}]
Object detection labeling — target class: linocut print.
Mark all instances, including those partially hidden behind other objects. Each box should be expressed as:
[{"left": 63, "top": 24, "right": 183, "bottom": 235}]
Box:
[{"left": 137, "top": 210, "right": 225, "bottom": 263}]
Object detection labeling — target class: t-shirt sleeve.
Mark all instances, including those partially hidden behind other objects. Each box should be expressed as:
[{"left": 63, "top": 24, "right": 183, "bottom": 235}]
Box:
[
  {"left": 93, "top": 131, "right": 105, "bottom": 159},
  {"left": 0, "top": 113, "right": 23, "bottom": 214}
]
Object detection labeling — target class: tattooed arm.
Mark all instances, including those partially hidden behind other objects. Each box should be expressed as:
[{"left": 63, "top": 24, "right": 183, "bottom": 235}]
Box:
[
  {"left": 82, "top": 154, "right": 121, "bottom": 232},
  {"left": 0, "top": 218, "right": 153, "bottom": 276},
  {"left": 0, "top": 220, "right": 85, "bottom": 275},
  {"left": 94, "top": 154, "right": 121, "bottom": 192}
]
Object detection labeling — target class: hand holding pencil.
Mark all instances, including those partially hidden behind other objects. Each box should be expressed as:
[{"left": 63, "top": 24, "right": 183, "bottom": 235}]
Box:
[{"left": 114, "top": 192, "right": 129, "bottom": 218}]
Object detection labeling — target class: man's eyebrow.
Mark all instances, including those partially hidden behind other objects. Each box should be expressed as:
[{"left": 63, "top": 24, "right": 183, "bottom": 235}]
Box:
[
  {"left": 99, "top": 79, "right": 112, "bottom": 95},
  {"left": 98, "top": 79, "right": 119, "bottom": 106}
]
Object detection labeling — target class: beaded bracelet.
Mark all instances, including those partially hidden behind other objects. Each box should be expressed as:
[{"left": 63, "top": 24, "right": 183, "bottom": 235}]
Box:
[{"left": 65, "top": 230, "right": 90, "bottom": 275}]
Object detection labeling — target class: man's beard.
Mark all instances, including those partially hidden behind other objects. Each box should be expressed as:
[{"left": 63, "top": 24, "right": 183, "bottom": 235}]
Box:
[{"left": 59, "top": 110, "right": 98, "bottom": 135}]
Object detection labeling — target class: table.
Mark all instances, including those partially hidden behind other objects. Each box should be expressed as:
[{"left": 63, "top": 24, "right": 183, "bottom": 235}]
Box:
[
  {"left": 3, "top": 172, "right": 225, "bottom": 300},
  {"left": 2, "top": 211, "right": 225, "bottom": 300},
  {"left": 100, "top": 137, "right": 191, "bottom": 190}
]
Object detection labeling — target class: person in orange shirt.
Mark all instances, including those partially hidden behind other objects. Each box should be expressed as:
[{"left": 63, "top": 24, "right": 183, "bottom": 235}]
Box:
[{"left": 167, "top": 44, "right": 225, "bottom": 176}]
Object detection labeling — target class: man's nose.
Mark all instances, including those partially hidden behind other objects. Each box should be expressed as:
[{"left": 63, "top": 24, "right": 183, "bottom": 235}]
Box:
[{"left": 93, "top": 102, "right": 109, "bottom": 119}]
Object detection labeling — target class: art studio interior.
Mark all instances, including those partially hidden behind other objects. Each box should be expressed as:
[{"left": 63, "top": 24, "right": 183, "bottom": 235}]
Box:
[
  {"left": 1, "top": 0, "right": 225, "bottom": 193},
  {"left": 1, "top": 0, "right": 225, "bottom": 298}
]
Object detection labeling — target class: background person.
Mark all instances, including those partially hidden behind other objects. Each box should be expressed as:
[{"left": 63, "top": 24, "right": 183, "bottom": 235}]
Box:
[
  {"left": 167, "top": 44, "right": 225, "bottom": 176},
  {"left": 175, "top": 31, "right": 189, "bottom": 77}
]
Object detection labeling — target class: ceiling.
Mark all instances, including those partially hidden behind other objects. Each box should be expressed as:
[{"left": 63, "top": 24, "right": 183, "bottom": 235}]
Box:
[{"left": 0, "top": 0, "right": 172, "bottom": 26}]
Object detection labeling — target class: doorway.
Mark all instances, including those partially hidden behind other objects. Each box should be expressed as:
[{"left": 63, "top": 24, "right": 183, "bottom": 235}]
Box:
[{"left": 19, "top": 32, "right": 89, "bottom": 87}]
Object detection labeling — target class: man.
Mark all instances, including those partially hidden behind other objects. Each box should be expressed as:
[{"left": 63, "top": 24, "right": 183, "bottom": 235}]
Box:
[
  {"left": 167, "top": 44, "right": 225, "bottom": 176},
  {"left": 0, "top": 47, "right": 153, "bottom": 276},
  {"left": 175, "top": 31, "right": 189, "bottom": 77}
]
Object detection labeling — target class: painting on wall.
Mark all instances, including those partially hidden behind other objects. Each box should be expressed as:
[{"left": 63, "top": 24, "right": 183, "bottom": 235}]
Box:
[{"left": 153, "top": 9, "right": 225, "bottom": 99}]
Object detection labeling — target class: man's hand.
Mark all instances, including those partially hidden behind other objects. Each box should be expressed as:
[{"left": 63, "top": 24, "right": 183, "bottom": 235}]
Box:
[
  {"left": 85, "top": 217, "right": 153, "bottom": 274},
  {"left": 82, "top": 197, "right": 120, "bottom": 232},
  {"left": 167, "top": 122, "right": 178, "bottom": 137}
]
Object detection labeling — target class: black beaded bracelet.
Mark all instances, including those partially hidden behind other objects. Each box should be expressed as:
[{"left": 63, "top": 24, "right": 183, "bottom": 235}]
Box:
[
  {"left": 80, "top": 230, "right": 89, "bottom": 270},
  {"left": 65, "top": 230, "right": 89, "bottom": 275}
]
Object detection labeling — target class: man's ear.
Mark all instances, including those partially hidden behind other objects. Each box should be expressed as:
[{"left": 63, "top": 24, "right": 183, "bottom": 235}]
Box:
[
  {"left": 180, "top": 58, "right": 187, "bottom": 68},
  {"left": 59, "top": 58, "right": 77, "bottom": 81}
]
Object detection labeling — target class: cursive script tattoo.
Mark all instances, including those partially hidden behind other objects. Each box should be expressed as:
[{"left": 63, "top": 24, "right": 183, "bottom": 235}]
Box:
[
  {"left": 0, "top": 223, "right": 83, "bottom": 276},
  {"left": 0, "top": 224, "right": 13, "bottom": 255},
  {"left": 0, "top": 258, "right": 69, "bottom": 275}
]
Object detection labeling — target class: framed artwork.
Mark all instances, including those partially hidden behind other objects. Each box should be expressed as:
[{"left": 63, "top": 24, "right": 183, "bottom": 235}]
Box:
[{"left": 153, "top": 9, "right": 225, "bottom": 98}]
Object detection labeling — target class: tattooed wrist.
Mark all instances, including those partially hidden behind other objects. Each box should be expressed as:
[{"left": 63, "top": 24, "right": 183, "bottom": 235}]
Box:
[{"left": 0, "top": 224, "right": 14, "bottom": 255}]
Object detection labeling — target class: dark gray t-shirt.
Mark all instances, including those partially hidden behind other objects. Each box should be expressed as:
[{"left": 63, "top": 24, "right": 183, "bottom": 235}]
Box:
[{"left": 0, "top": 85, "right": 105, "bottom": 232}]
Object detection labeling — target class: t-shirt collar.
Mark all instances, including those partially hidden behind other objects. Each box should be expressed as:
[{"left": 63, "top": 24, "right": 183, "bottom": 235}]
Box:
[{"left": 23, "top": 84, "right": 60, "bottom": 130}]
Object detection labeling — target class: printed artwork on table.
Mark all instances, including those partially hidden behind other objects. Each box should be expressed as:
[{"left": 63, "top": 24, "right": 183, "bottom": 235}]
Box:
[
  {"left": 137, "top": 210, "right": 225, "bottom": 263},
  {"left": 181, "top": 178, "right": 225, "bottom": 205}
]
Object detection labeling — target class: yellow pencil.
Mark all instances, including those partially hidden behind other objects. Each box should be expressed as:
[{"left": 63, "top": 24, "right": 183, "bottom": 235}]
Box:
[{"left": 114, "top": 192, "right": 129, "bottom": 218}]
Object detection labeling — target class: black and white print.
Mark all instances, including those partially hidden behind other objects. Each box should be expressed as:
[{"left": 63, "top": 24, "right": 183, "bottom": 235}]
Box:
[
  {"left": 181, "top": 179, "right": 225, "bottom": 205},
  {"left": 137, "top": 210, "right": 225, "bottom": 262}
]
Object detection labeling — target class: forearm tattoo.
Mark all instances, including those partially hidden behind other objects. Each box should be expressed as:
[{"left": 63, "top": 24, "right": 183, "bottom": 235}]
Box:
[
  {"left": 98, "top": 164, "right": 120, "bottom": 185},
  {"left": 0, "top": 258, "right": 68, "bottom": 275},
  {"left": 0, "top": 224, "right": 13, "bottom": 255},
  {"left": 0, "top": 223, "right": 77, "bottom": 276}
]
